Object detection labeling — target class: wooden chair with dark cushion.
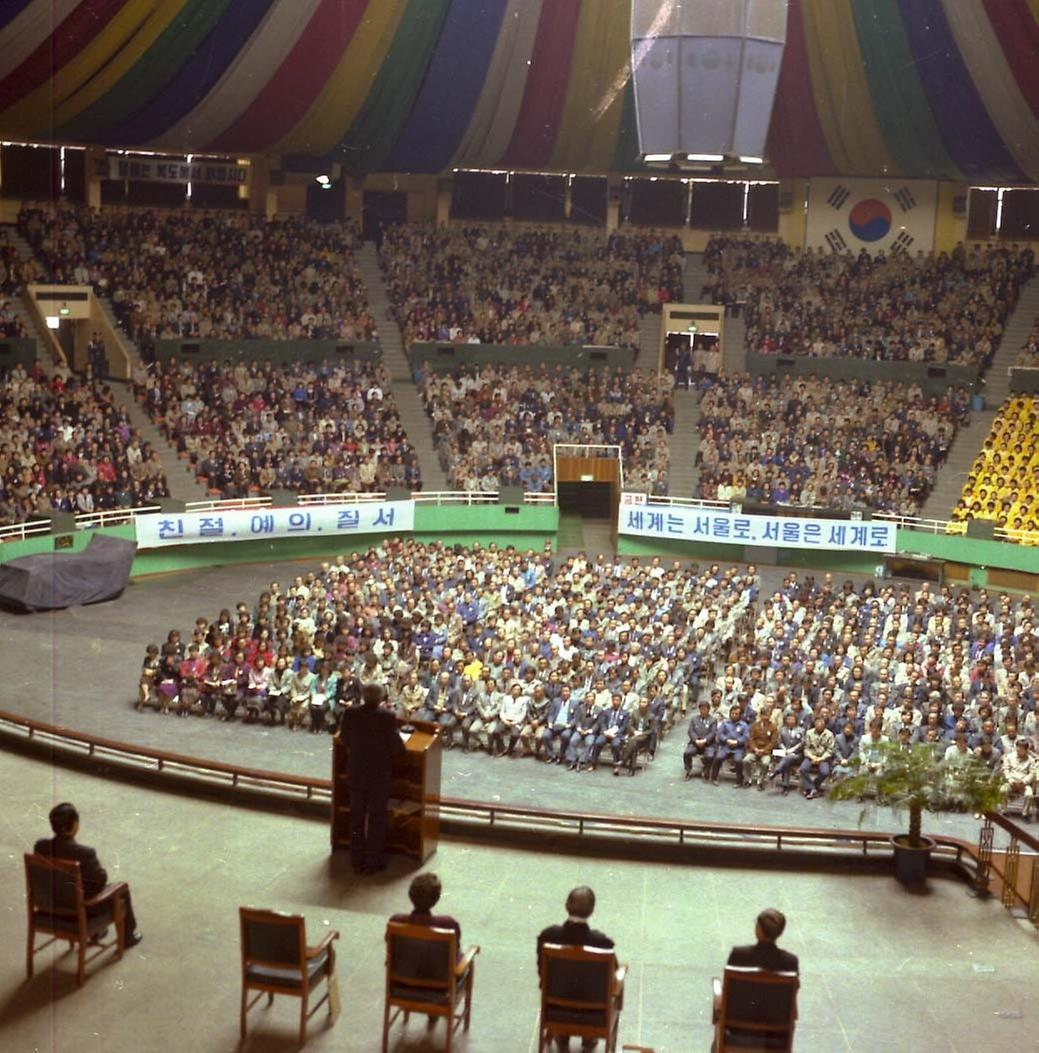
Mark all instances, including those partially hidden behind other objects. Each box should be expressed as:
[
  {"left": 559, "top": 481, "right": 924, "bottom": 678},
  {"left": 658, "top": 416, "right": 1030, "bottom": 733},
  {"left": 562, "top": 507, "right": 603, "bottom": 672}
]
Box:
[
  {"left": 382, "top": 921, "right": 479, "bottom": 1053},
  {"left": 538, "top": 943, "right": 627, "bottom": 1053},
  {"left": 239, "top": 907, "right": 340, "bottom": 1045},
  {"left": 711, "top": 965, "right": 798, "bottom": 1052},
  {"left": 24, "top": 853, "right": 127, "bottom": 987}
]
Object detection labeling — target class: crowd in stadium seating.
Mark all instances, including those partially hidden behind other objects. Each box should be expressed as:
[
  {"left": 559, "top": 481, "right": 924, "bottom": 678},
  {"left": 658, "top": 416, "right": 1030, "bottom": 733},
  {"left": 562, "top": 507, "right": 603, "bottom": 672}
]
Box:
[
  {"left": 695, "top": 373, "right": 970, "bottom": 513},
  {"left": 139, "top": 358, "right": 420, "bottom": 497},
  {"left": 0, "top": 363, "right": 169, "bottom": 525},
  {"left": 418, "top": 363, "right": 673, "bottom": 494},
  {"left": 952, "top": 395, "right": 1039, "bottom": 540},
  {"left": 135, "top": 544, "right": 1037, "bottom": 810},
  {"left": 17, "top": 206, "right": 376, "bottom": 346},
  {"left": 702, "top": 236, "right": 1034, "bottom": 367},
  {"left": 379, "top": 223, "right": 683, "bottom": 350}
]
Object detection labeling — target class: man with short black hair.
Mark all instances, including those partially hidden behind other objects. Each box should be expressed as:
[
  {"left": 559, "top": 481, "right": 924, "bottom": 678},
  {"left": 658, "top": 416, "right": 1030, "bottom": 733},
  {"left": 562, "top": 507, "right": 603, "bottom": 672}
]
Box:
[
  {"left": 34, "top": 802, "right": 142, "bottom": 947},
  {"left": 727, "top": 908, "right": 799, "bottom": 973},
  {"left": 390, "top": 872, "right": 462, "bottom": 943}
]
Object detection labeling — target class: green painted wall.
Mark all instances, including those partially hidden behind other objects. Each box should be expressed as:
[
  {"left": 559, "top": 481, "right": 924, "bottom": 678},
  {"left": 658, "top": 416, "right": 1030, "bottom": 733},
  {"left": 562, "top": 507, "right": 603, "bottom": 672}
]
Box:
[
  {"left": 410, "top": 342, "right": 636, "bottom": 373},
  {"left": 153, "top": 340, "right": 381, "bottom": 366},
  {"left": 895, "top": 528, "right": 1039, "bottom": 573},
  {"left": 0, "top": 337, "right": 39, "bottom": 369},
  {"left": 5, "top": 508, "right": 1037, "bottom": 588},
  {"left": 747, "top": 350, "right": 977, "bottom": 396},
  {"left": 0, "top": 504, "right": 560, "bottom": 577}
]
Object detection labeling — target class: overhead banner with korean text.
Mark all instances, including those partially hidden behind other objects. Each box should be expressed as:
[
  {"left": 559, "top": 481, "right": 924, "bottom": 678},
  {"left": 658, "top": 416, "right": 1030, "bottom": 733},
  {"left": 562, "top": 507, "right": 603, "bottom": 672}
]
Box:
[
  {"left": 135, "top": 501, "right": 415, "bottom": 549},
  {"left": 107, "top": 155, "right": 250, "bottom": 186},
  {"left": 618, "top": 501, "right": 896, "bottom": 554}
]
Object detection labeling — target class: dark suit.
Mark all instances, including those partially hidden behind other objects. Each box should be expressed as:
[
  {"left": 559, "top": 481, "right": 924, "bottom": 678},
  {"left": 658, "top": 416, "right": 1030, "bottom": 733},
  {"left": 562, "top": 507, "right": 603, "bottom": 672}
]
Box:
[
  {"left": 390, "top": 909, "right": 461, "bottom": 944},
  {"left": 537, "top": 919, "right": 614, "bottom": 969},
  {"left": 338, "top": 706, "right": 406, "bottom": 869},
  {"left": 727, "top": 941, "right": 799, "bottom": 973},
  {"left": 33, "top": 834, "right": 138, "bottom": 933},
  {"left": 537, "top": 920, "right": 616, "bottom": 1052}
]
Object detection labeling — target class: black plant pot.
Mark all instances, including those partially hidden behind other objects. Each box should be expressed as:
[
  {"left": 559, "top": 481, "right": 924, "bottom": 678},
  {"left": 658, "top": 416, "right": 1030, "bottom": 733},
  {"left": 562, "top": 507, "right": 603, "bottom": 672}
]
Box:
[{"left": 891, "top": 833, "right": 935, "bottom": 884}]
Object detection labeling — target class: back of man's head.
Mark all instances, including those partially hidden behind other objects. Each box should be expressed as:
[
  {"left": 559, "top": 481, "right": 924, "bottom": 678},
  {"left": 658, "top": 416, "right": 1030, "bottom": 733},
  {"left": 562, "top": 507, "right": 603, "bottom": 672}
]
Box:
[
  {"left": 408, "top": 872, "right": 442, "bottom": 913},
  {"left": 565, "top": 885, "right": 596, "bottom": 920},
  {"left": 49, "top": 802, "right": 78, "bottom": 836},
  {"left": 756, "top": 908, "right": 786, "bottom": 943},
  {"left": 361, "top": 683, "right": 385, "bottom": 710}
]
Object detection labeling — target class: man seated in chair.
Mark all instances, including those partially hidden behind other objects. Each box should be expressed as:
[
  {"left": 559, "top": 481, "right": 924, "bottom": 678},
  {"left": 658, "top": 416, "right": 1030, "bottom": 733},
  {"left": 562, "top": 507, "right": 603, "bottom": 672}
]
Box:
[
  {"left": 34, "top": 802, "right": 143, "bottom": 947},
  {"left": 390, "top": 872, "right": 462, "bottom": 946},
  {"left": 537, "top": 885, "right": 616, "bottom": 1052},
  {"left": 727, "top": 908, "right": 798, "bottom": 974}
]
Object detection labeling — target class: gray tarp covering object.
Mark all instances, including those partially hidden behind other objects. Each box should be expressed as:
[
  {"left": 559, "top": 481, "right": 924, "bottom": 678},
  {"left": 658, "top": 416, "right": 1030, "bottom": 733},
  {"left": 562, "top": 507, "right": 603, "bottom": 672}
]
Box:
[{"left": 0, "top": 534, "right": 137, "bottom": 611}]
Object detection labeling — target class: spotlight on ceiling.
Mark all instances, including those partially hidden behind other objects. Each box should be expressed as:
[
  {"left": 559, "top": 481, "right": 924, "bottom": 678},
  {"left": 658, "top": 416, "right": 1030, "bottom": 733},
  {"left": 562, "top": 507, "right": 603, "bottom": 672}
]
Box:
[{"left": 315, "top": 174, "right": 332, "bottom": 188}]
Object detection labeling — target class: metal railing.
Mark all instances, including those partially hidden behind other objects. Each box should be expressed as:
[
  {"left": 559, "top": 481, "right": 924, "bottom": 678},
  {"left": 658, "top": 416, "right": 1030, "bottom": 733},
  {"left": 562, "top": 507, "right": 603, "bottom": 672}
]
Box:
[
  {"left": 0, "top": 707, "right": 984, "bottom": 884},
  {"left": 0, "top": 490, "right": 558, "bottom": 543}
]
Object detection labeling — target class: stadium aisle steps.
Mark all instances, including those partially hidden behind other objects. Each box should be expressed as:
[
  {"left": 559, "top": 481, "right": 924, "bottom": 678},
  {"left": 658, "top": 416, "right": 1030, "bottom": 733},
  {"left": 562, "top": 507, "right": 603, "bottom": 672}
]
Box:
[
  {"left": 116, "top": 380, "right": 210, "bottom": 504},
  {"left": 984, "top": 272, "right": 1039, "bottom": 407},
  {"left": 681, "top": 251, "right": 709, "bottom": 303},
  {"left": 920, "top": 271, "right": 1039, "bottom": 521},
  {"left": 357, "top": 241, "right": 449, "bottom": 492},
  {"left": 3, "top": 225, "right": 50, "bottom": 370},
  {"left": 668, "top": 388, "right": 701, "bottom": 497},
  {"left": 918, "top": 408, "right": 997, "bottom": 522},
  {"left": 13, "top": 292, "right": 50, "bottom": 370},
  {"left": 638, "top": 312, "right": 661, "bottom": 368}
]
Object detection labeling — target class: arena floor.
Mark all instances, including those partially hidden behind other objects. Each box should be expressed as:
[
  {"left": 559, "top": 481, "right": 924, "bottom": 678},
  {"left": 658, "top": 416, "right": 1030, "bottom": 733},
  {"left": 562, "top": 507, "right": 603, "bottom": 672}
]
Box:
[
  {"left": 0, "top": 555, "right": 984, "bottom": 847},
  {"left": 4, "top": 748, "right": 1037, "bottom": 1053}
]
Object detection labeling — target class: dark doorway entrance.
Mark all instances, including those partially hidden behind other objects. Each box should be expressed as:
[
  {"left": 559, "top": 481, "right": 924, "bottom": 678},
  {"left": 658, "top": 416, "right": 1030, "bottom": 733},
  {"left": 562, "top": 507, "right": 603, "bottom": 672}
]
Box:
[
  {"left": 363, "top": 191, "right": 408, "bottom": 243},
  {"left": 558, "top": 482, "right": 613, "bottom": 518},
  {"left": 306, "top": 180, "right": 343, "bottom": 223}
]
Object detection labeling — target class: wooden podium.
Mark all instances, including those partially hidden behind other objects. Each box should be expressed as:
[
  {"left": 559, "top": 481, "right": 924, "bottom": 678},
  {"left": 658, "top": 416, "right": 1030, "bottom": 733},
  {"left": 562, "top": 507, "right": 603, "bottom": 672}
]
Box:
[{"left": 331, "top": 716, "right": 441, "bottom": 864}]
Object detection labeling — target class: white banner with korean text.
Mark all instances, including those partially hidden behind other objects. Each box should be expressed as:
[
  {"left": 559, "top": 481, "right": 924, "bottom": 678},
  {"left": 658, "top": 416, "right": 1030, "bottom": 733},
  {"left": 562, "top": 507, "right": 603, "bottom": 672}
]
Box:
[
  {"left": 135, "top": 501, "right": 415, "bottom": 549},
  {"left": 617, "top": 501, "right": 896, "bottom": 553}
]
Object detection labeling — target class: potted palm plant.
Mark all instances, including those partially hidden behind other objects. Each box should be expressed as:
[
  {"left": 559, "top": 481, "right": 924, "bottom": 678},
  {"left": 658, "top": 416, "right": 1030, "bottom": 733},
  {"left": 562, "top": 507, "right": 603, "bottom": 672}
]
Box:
[{"left": 829, "top": 741, "right": 1004, "bottom": 884}]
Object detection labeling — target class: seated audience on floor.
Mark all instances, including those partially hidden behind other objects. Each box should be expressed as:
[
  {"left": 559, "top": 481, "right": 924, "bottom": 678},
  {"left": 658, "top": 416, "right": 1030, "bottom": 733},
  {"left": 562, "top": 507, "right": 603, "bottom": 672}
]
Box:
[
  {"left": 139, "top": 357, "right": 420, "bottom": 496},
  {"left": 703, "top": 236, "right": 1033, "bottom": 367},
  {"left": 0, "top": 363, "right": 169, "bottom": 526},
  {"left": 695, "top": 373, "right": 969, "bottom": 513},
  {"left": 17, "top": 206, "right": 375, "bottom": 346},
  {"left": 379, "top": 223, "right": 683, "bottom": 351},
  {"left": 136, "top": 544, "right": 1038, "bottom": 814},
  {"left": 420, "top": 363, "right": 673, "bottom": 495},
  {"left": 951, "top": 395, "right": 1039, "bottom": 541}
]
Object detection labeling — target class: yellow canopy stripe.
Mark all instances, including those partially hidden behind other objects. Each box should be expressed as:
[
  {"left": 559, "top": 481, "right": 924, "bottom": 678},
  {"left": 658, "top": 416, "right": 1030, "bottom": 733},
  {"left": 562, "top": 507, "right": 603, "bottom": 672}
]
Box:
[
  {"left": 0, "top": 0, "right": 186, "bottom": 139},
  {"left": 275, "top": 0, "right": 408, "bottom": 157},
  {"left": 548, "top": 0, "right": 630, "bottom": 174},
  {"left": 800, "top": 0, "right": 900, "bottom": 176}
]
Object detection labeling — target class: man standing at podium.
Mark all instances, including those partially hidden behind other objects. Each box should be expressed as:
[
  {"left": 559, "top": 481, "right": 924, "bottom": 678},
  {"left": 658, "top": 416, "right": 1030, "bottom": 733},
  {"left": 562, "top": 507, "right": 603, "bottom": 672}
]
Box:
[{"left": 338, "top": 684, "right": 405, "bottom": 873}]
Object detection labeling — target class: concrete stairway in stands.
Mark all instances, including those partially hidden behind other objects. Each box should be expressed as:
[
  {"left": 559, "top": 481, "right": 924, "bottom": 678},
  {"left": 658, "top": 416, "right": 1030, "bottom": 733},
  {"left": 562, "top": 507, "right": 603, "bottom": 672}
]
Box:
[
  {"left": 91, "top": 299, "right": 208, "bottom": 504},
  {"left": 918, "top": 273, "right": 1039, "bottom": 521},
  {"left": 115, "top": 380, "right": 210, "bottom": 504},
  {"left": 982, "top": 272, "right": 1039, "bottom": 409},
  {"left": 98, "top": 296, "right": 146, "bottom": 368},
  {"left": 667, "top": 387, "right": 701, "bottom": 497},
  {"left": 917, "top": 408, "right": 997, "bottom": 522},
  {"left": 357, "top": 241, "right": 448, "bottom": 492},
  {"left": 722, "top": 309, "right": 748, "bottom": 374},
  {"left": 13, "top": 293, "right": 51, "bottom": 370},
  {"left": 638, "top": 312, "right": 661, "bottom": 369},
  {"left": 3, "top": 225, "right": 50, "bottom": 369},
  {"left": 682, "top": 251, "right": 709, "bottom": 303}
]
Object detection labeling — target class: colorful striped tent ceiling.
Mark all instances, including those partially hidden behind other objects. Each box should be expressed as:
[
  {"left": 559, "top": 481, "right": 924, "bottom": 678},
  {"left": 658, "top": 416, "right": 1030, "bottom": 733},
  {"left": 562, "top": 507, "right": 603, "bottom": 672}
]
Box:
[{"left": 1, "top": 0, "right": 1038, "bottom": 181}]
